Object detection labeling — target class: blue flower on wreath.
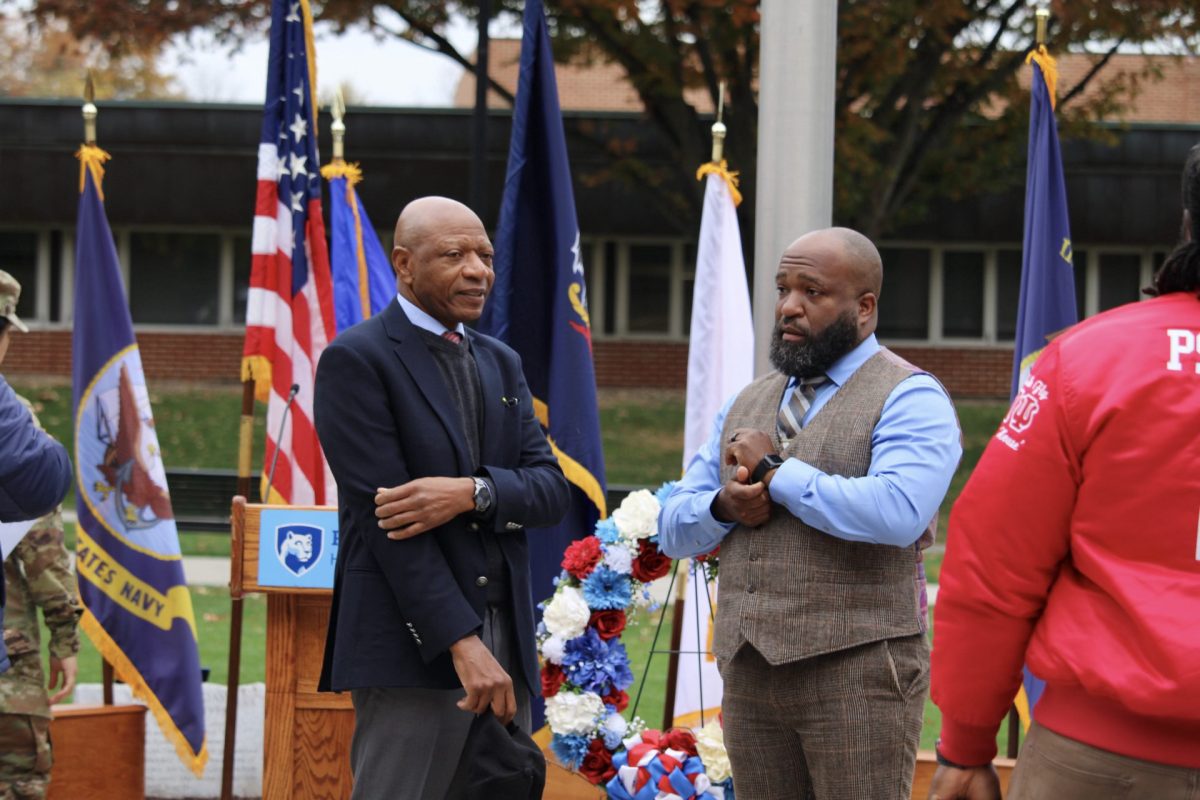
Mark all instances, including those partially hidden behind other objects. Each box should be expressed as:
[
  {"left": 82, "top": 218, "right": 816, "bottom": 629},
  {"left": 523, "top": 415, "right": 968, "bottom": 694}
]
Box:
[
  {"left": 654, "top": 480, "right": 677, "bottom": 507},
  {"left": 563, "top": 628, "right": 633, "bottom": 695},
  {"left": 550, "top": 732, "right": 590, "bottom": 770},
  {"left": 583, "top": 565, "right": 631, "bottom": 610},
  {"left": 595, "top": 518, "right": 620, "bottom": 545}
]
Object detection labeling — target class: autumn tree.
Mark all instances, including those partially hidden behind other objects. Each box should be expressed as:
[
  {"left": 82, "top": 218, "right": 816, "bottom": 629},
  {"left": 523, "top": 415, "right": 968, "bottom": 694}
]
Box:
[
  {"left": 0, "top": 12, "right": 182, "bottom": 100},
  {"left": 29, "top": 0, "right": 1200, "bottom": 238}
]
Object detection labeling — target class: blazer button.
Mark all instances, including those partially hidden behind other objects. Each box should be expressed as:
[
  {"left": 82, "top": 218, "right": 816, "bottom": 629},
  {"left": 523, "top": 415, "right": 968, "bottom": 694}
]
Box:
[
  {"left": 747, "top": 585, "right": 756, "bottom": 594},
  {"left": 476, "top": 576, "right": 489, "bottom": 588},
  {"left": 749, "top": 552, "right": 758, "bottom": 562},
  {"left": 468, "top": 522, "right": 480, "bottom": 532}
]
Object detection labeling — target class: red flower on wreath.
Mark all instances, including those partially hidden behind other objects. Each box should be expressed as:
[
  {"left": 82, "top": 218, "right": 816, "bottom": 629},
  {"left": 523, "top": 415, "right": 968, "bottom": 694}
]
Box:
[
  {"left": 694, "top": 545, "right": 720, "bottom": 563},
  {"left": 562, "top": 536, "right": 603, "bottom": 579},
  {"left": 589, "top": 609, "right": 627, "bottom": 640},
  {"left": 662, "top": 727, "right": 699, "bottom": 757},
  {"left": 541, "top": 662, "right": 566, "bottom": 698},
  {"left": 579, "top": 738, "right": 617, "bottom": 784},
  {"left": 631, "top": 538, "right": 672, "bottom": 582},
  {"left": 602, "top": 687, "right": 629, "bottom": 712}
]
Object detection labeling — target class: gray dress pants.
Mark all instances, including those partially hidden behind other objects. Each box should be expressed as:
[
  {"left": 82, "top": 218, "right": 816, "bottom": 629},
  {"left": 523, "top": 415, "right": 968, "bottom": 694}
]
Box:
[{"left": 348, "top": 603, "right": 531, "bottom": 800}]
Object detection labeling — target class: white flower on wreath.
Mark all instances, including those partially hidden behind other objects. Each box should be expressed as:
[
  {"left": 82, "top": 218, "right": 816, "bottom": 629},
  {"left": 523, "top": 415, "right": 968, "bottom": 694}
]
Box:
[
  {"left": 540, "top": 634, "right": 566, "bottom": 665},
  {"left": 546, "top": 691, "right": 606, "bottom": 736},
  {"left": 696, "top": 718, "right": 732, "bottom": 783},
  {"left": 612, "top": 489, "right": 660, "bottom": 540},
  {"left": 543, "top": 585, "right": 590, "bottom": 640},
  {"left": 602, "top": 542, "right": 635, "bottom": 574}
]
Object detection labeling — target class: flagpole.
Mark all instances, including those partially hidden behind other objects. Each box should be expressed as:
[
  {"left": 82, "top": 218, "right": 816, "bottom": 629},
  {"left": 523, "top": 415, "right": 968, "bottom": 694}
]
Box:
[
  {"left": 752, "top": 1, "right": 837, "bottom": 375},
  {"left": 82, "top": 74, "right": 117, "bottom": 708},
  {"left": 221, "top": 381, "right": 252, "bottom": 800}
]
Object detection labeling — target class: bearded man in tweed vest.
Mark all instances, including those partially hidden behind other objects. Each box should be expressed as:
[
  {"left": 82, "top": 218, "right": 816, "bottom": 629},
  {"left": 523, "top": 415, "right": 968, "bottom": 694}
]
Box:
[{"left": 660, "top": 228, "right": 961, "bottom": 800}]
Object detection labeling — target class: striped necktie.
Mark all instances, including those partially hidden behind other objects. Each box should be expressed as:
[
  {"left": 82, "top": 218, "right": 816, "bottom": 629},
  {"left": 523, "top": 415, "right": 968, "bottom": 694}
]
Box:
[
  {"left": 777, "top": 375, "right": 828, "bottom": 444},
  {"left": 442, "top": 330, "right": 463, "bottom": 345}
]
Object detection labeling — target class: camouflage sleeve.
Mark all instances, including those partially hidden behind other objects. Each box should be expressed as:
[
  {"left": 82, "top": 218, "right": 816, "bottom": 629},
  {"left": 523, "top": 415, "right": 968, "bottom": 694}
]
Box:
[{"left": 13, "top": 509, "right": 81, "bottom": 660}]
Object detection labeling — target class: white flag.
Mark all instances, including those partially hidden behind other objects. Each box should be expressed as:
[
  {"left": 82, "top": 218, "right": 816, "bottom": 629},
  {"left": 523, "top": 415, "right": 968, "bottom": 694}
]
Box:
[
  {"left": 682, "top": 171, "right": 754, "bottom": 467},
  {"left": 674, "top": 166, "right": 753, "bottom": 729}
]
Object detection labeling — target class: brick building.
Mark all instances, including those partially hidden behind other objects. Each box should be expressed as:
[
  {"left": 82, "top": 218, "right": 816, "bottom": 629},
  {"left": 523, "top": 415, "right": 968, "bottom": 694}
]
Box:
[{"left": 1, "top": 49, "right": 1197, "bottom": 397}]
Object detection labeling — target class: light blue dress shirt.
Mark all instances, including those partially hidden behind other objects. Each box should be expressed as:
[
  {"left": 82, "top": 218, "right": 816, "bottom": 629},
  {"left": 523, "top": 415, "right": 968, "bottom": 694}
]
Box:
[
  {"left": 658, "top": 334, "right": 962, "bottom": 558},
  {"left": 395, "top": 293, "right": 467, "bottom": 337}
]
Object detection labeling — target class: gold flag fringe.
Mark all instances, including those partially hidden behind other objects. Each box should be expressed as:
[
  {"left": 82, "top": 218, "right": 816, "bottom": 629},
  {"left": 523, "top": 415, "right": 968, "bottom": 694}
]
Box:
[
  {"left": 696, "top": 160, "right": 743, "bottom": 206},
  {"left": 1026, "top": 45, "right": 1059, "bottom": 111},
  {"left": 76, "top": 144, "right": 112, "bottom": 199},
  {"left": 79, "top": 610, "right": 209, "bottom": 777}
]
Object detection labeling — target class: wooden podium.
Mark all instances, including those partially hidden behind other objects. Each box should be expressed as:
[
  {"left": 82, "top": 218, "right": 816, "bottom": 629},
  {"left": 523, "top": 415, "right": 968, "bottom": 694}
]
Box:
[{"left": 231, "top": 498, "right": 353, "bottom": 800}]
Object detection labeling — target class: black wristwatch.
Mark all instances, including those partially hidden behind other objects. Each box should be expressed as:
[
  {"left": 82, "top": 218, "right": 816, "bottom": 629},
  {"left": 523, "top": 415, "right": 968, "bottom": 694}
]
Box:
[
  {"left": 750, "top": 454, "right": 784, "bottom": 485},
  {"left": 472, "top": 477, "right": 493, "bottom": 515}
]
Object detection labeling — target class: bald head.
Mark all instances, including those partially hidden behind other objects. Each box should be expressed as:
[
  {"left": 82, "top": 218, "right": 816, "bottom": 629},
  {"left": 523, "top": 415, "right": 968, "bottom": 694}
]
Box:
[
  {"left": 783, "top": 227, "right": 882, "bottom": 296},
  {"left": 393, "top": 196, "right": 484, "bottom": 252},
  {"left": 390, "top": 196, "right": 494, "bottom": 329}
]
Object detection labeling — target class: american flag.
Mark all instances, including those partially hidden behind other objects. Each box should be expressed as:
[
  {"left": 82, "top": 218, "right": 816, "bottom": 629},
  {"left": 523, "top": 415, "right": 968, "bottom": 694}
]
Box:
[{"left": 242, "top": 0, "right": 336, "bottom": 505}]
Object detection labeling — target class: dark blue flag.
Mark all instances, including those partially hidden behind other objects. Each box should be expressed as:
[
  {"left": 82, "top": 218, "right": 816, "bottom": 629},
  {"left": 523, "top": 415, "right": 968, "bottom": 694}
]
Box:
[
  {"left": 72, "top": 147, "right": 207, "bottom": 774},
  {"left": 323, "top": 164, "right": 394, "bottom": 333},
  {"left": 1011, "top": 47, "right": 1078, "bottom": 730},
  {"left": 476, "top": 0, "right": 607, "bottom": 730}
]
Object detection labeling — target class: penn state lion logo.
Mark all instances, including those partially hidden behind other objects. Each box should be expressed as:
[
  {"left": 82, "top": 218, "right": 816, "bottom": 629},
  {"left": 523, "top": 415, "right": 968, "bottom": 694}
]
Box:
[{"left": 276, "top": 524, "right": 323, "bottom": 577}]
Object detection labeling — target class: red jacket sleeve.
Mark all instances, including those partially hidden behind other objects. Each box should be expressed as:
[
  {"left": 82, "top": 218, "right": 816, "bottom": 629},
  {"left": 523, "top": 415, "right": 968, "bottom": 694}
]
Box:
[{"left": 931, "top": 343, "right": 1080, "bottom": 765}]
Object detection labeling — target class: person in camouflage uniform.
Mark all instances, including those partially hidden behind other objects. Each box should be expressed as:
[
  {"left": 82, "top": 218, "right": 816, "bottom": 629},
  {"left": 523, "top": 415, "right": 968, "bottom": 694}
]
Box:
[{"left": 0, "top": 271, "right": 81, "bottom": 800}]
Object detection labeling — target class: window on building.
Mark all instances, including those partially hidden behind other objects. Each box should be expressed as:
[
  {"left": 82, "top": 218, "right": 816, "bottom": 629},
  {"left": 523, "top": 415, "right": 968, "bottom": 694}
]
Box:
[
  {"left": 1098, "top": 253, "right": 1142, "bottom": 312},
  {"left": 626, "top": 244, "right": 672, "bottom": 334},
  {"left": 878, "top": 248, "right": 930, "bottom": 339},
  {"left": 129, "top": 232, "right": 221, "bottom": 325},
  {"left": 0, "top": 231, "right": 38, "bottom": 321},
  {"left": 941, "top": 250, "right": 985, "bottom": 338},
  {"left": 233, "top": 235, "right": 252, "bottom": 325},
  {"left": 995, "top": 249, "right": 1022, "bottom": 341},
  {"left": 1072, "top": 249, "right": 1088, "bottom": 317}
]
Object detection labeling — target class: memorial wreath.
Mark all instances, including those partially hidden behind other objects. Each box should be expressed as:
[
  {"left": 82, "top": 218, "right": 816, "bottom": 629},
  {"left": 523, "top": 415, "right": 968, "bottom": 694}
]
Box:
[{"left": 538, "top": 483, "right": 734, "bottom": 799}]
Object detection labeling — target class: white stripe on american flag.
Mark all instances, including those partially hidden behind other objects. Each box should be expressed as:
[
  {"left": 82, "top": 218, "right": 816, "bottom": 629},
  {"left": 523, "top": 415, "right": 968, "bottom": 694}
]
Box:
[
  {"left": 251, "top": 217, "right": 276, "bottom": 256},
  {"left": 257, "top": 143, "right": 279, "bottom": 181}
]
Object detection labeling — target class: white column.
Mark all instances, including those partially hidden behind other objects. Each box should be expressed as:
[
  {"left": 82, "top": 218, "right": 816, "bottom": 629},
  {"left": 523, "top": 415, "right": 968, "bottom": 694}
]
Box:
[{"left": 752, "top": 0, "right": 839, "bottom": 375}]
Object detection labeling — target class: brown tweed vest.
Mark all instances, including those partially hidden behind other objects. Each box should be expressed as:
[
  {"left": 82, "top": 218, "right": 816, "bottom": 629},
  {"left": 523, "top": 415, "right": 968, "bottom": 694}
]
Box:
[{"left": 713, "top": 348, "right": 929, "bottom": 665}]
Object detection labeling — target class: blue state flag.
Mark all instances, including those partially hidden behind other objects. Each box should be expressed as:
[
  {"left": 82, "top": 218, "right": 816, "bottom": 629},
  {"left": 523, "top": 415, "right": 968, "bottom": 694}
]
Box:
[
  {"left": 1011, "top": 47, "right": 1078, "bottom": 730},
  {"left": 477, "top": 0, "right": 607, "bottom": 728},
  {"left": 323, "top": 163, "right": 394, "bottom": 332},
  {"left": 72, "top": 146, "right": 207, "bottom": 774}
]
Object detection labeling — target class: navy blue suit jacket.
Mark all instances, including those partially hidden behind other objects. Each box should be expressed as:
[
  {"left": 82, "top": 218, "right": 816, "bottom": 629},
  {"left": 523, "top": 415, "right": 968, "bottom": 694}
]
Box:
[{"left": 314, "top": 300, "right": 569, "bottom": 694}]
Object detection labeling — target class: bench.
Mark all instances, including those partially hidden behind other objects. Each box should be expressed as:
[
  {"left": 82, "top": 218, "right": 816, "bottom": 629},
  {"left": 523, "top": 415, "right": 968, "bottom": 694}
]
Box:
[
  {"left": 164, "top": 468, "right": 644, "bottom": 533},
  {"left": 165, "top": 468, "right": 260, "bottom": 532}
]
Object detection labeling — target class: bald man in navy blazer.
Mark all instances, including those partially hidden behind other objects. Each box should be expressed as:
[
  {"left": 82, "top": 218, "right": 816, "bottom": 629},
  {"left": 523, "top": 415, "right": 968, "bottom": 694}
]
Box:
[{"left": 314, "top": 197, "right": 570, "bottom": 799}]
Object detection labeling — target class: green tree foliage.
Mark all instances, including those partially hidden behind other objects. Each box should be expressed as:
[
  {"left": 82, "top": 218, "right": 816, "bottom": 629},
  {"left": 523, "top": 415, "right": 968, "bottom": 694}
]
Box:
[{"left": 29, "top": 0, "right": 1200, "bottom": 237}]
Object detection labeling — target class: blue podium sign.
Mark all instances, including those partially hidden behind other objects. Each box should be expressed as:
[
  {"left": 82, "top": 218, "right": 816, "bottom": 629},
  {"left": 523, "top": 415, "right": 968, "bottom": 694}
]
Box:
[{"left": 256, "top": 508, "right": 339, "bottom": 589}]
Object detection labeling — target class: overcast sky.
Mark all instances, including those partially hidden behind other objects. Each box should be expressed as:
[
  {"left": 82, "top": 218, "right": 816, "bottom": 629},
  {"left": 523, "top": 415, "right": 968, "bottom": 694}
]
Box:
[{"left": 166, "top": 15, "right": 510, "bottom": 107}]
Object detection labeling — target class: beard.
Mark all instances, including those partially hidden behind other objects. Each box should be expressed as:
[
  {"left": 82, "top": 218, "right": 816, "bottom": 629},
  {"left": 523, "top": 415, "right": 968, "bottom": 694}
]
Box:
[{"left": 769, "top": 310, "right": 860, "bottom": 378}]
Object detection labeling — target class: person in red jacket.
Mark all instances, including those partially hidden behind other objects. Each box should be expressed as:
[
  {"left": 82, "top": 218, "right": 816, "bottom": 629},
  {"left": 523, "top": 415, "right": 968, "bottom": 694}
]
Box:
[{"left": 928, "top": 145, "right": 1200, "bottom": 800}]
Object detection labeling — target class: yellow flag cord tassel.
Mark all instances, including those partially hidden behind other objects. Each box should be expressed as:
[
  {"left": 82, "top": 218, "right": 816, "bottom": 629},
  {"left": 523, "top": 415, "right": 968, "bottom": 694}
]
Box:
[
  {"left": 1026, "top": 45, "right": 1059, "bottom": 110},
  {"left": 696, "top": 160, "right": 743, "bottom": 206},
  {"left": 76, "top": 144, "right": 112, "bottom": 199},
  {"left": 79, "top": 610, "right": 209, "bottom": 776},
  {"left": 321, "top": 162, "right": 373, "bottom": 320}
]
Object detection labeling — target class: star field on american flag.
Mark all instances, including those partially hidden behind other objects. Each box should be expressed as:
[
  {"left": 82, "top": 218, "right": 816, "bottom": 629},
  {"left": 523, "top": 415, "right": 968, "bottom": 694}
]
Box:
[{"left": 242, "top": 0, "right": 336, "bottom": 506}]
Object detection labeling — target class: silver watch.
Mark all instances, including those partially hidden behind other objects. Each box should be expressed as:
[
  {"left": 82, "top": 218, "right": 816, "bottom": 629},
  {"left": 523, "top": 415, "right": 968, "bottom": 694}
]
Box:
[{"left": 472, "top": 477, "right": 492, "bottom": 514}]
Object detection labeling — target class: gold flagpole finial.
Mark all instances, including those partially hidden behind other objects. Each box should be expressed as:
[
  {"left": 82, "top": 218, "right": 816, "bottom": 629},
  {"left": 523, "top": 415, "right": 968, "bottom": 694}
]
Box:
[
  {"left": 82, "top": 71, "right": 98, "bottom": 145},
  {"left": 1035, "top": 6, "right": 1049, "bottom": 47},
  {"left": 330, "top": 88, "right": 346, "bottom": 164},
  {"left": 711, "top": 81, "right": 727, "bottom": 163}
]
